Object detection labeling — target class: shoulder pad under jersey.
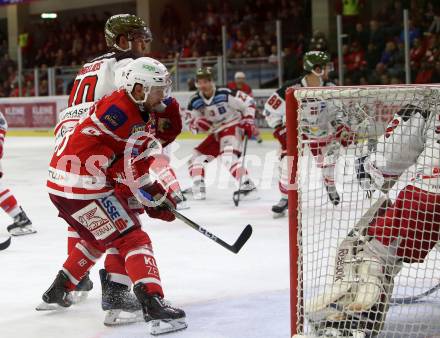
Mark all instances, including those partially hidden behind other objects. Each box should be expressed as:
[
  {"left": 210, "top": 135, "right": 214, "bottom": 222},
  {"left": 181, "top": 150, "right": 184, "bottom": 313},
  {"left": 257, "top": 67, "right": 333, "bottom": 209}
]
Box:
[
  {"left": 188, "top": 92, "right": 204, "bottom": 110},
  {"left": 274, "top": 77, "right": 303, "bottom": 100},
  {"left": 88, "top": 50, "right": 139, "bottom": 63}
]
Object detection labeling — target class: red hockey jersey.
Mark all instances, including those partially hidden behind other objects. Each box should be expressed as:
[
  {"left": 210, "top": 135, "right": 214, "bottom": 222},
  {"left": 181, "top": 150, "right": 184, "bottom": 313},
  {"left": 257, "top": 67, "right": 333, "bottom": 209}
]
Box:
[{"left": 48, "top": 90, "right": 155, "bottom": 200}]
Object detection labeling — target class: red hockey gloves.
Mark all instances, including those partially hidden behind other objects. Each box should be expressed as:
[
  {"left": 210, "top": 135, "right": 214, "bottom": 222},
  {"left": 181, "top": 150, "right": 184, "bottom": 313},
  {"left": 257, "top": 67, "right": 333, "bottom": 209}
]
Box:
[
  {"left": 190, "top": 117, "right": 212, "bottom": 133},
  {"left": 141, "top": 181, "right": 176, "bottom": 222},
  {"left": 240, "top": 117, "right": 255, "bottom": 138},
  {"left": 335, "top": 124, "right": 356, "bottom": 147}
]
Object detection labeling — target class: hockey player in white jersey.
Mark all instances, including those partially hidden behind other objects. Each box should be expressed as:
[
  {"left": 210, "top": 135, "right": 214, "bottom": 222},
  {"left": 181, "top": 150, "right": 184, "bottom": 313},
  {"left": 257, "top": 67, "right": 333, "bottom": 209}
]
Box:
[
  {"left": 185, "top": 67, "right": 257, "bottom": 201},
  {"left": 302, "top": 101, "right": 440, "bottom": 337},
  {"left": 56, "top": 13, "right": 153, "bottom": 144},
  {"left": 264, "top": 51, "right": 354, "bottom": 216},
  {"left": 0, "top": 112, "right": 35, "bottom": 236}
]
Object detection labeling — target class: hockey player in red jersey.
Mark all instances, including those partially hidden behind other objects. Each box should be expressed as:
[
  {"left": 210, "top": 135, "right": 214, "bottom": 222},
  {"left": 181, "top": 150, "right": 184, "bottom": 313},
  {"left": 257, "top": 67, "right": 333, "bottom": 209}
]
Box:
[
  {"left": 54, "top": 14, "right": 184, "bottom": 325},
  {"left": 0, "top": 112, "right": 35, "bottom": 236},
  {"left": 39, "top": 57, "right": 187, "bottom": 335},
  {"left": 303, "top": 102, "right": 440, "bottom": 337},
  {"left": 185, "top": 67, "right": 257, "bottom": 201}
]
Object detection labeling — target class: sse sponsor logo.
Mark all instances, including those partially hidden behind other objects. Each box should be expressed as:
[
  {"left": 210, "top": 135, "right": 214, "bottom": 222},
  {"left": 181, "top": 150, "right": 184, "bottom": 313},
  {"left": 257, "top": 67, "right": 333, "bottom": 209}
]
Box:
[{"left": 100, "top": 196, "right": 130, "bottom": 232}]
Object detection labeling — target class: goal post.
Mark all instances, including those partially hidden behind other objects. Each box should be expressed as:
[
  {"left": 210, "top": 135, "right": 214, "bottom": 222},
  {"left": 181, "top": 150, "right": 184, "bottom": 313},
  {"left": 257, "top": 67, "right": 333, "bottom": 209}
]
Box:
[
  {"left": 286, "top": 84, "right": 440, "bottom": 337},
  {"left": 286, "top": 87, "right": 301, "bottom": 336}
]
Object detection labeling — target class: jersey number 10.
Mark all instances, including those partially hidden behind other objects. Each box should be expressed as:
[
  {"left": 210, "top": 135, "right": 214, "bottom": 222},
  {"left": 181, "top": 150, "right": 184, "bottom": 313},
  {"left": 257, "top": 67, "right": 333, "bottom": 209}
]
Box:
[{"left": 68, "top": 75, "right": 98, "bottom": 107}]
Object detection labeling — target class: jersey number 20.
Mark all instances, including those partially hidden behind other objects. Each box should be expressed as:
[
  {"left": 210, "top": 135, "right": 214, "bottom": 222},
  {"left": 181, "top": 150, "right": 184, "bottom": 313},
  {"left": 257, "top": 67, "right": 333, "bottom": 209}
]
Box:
[{"left": 68, "top": 75, "right": 98, "bottom": 107}]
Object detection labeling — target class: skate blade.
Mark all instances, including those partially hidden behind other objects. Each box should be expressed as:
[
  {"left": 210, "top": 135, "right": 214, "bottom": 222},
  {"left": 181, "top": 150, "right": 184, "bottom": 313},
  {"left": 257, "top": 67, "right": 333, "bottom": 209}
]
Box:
[
  {"left": 149, "top": 318, "right": 188, "bottom": 335},
  {"left": 71, "top": 290, "right": 89, "bottom": 304},
  {"left": 175, "top": 202, "right": 190, "bottom": 210},
  {"left": 9, "top": 226, "right": 37, "bottom": 236},
  {"left": 192, "top": 194, "right": 206, "bottom": 201},
  {"left": 36, "top": 302, "right": 66, "bottom": 311},
  {"left": 233, "top": 191, "right": 260, "bottom": 202},
  {"left": 272, "top": 211, "right": 286, "bottom": 219},
  {"left": 104, "top": 309, "right": 143, "bottom": 326}
]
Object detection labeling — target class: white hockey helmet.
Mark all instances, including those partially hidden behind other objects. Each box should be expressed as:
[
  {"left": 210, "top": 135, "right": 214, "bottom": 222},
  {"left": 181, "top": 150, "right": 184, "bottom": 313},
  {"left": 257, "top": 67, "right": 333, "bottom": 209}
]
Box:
[{"left": 118, "top": 57, "right": 172, "bottom": 105}]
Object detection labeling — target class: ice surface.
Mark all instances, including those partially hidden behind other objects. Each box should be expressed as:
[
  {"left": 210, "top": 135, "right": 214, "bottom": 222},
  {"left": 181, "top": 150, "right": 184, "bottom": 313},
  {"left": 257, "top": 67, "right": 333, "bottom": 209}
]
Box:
[
  {"left": 0, "top": 137, "right": 290, "bottom": 338},
  {"left": 2, "top": 137, "right": 439, "bottom": 338}
]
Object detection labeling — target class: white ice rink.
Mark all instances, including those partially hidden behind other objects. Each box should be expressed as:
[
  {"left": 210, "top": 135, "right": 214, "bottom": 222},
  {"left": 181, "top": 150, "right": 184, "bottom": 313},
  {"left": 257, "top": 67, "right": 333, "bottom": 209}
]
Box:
[
  {"left": 3, "top": 136, "right": 440, "bottom": 338},
  {"left": 0, "top": 137, "right": 290, "bottom": 338}
]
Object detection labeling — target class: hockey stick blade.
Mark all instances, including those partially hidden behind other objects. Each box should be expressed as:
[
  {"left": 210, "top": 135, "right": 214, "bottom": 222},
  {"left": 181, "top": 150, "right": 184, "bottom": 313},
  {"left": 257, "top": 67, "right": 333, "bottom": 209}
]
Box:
[
  {"left": 138, "top": 190, "right": 253, "bottom": 253},
  {"left": 230, "top": 224, "right": 252, "bottom": 253},
  {"left": 0, "top": 236, "right": 11, "bottom": 251},
  {"left": 391, "top": 282, "right": 440, "bottom": 305}
]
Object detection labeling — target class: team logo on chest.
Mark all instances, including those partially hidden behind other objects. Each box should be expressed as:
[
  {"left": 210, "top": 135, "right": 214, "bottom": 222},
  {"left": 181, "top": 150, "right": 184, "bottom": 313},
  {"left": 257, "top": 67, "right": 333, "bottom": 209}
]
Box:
[{"left": 100, "top": 105, "right": 128, "bottom": 131}]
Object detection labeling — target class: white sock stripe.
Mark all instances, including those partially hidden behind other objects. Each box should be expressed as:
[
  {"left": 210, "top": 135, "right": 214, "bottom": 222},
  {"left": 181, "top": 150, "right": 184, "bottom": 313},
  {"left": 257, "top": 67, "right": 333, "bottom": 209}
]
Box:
[
  {"left": 134, "top": 277, "right": 162, "bottom": 287},
  {"left": 157, "top": 167, "right": 171, "bottom": 177},
  {"left": 9, "top": 206, "right": 21, "bottom": 217},
  {"left": 62, "top": 267, "right": 80, "bottom": 285},
  {"left": 106, "top": 247, "right": 120, "bottom": 254},
  {"left": 163, "top": 179, "right": 178, "bottom": 190},
  {"left": 108, "top": 272, "right": 132, "bottom": 287},
  {"left": 125, "top": 248, "right": 154, "bottom": 261},
  {"left": 68, "top": 231, "right": 81, "bottom": 238},
  {"left": 76, "top": 242, "right": 99, "bottom": 262},
  {"left": 189, "top": 163, "right": 203, "bottom": 171},
  {"left": 0, "top": 191, "right": 12, "bottom": 203}
]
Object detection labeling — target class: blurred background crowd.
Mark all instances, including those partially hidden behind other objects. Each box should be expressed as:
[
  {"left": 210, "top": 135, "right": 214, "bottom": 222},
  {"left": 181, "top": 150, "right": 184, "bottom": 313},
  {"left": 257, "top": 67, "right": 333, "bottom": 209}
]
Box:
[{"left": 0, "top": 0, "right": 438, "bottom": 97}]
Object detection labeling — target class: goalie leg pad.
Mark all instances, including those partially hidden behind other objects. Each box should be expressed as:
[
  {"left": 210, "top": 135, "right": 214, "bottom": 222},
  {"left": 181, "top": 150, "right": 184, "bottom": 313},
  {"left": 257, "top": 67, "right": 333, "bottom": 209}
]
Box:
[
  {"left": 306, "top": 234, "right": 359, "bottom": 316},
  {"left": 306, "top": 233, "right": 402, "bottom": 337}
]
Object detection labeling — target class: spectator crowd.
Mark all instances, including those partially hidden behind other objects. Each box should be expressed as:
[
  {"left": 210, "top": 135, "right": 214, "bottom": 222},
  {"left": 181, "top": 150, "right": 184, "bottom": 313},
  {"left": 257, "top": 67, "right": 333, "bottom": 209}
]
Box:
[
  {"left": 0, "top": 0, "right": 438, "bottom": 97},
  {"left": 339, "top": 0, "right": 440, "bottom": 85}
]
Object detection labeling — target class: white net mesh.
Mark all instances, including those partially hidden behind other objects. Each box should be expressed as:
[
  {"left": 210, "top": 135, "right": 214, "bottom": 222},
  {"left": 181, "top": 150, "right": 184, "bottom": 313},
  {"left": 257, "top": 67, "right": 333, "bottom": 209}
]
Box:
[{"left": 293, "top": 85, "right": 440, "bottom": 338}]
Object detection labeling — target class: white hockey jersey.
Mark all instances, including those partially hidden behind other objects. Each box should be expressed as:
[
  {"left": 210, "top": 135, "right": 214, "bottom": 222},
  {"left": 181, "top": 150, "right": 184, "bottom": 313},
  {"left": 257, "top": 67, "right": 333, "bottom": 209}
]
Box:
[
  {"left": 55, "top": 51, "right": 138, "bottom": 145},
  {"left": 186, "top": 88, "right": 255, "bottom": 133},
  {"left": 263, "top": 77, "right": 334, "bottom": 128},
  {"left": 368, "top": 104, "right": 440, "bottom": 193}
]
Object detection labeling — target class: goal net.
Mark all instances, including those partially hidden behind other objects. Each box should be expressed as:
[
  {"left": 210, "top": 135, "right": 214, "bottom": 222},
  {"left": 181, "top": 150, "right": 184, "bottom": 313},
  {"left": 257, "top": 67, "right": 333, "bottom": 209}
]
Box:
[{"left": 286, "top": 85, "right": 440, "bottom": 338}]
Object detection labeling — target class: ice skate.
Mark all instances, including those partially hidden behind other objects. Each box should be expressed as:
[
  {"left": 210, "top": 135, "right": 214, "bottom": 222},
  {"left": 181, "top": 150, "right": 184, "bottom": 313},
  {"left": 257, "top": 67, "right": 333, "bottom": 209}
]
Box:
[
  {"left": 233, "top": 180, "right": 258, "bottom": 202},
  {"left": 272, "top": 198, "right": 288, "bottom": 218},
  {"left": 7, "top": 208, "right": 36, "bottom": 236},
  {"left": 174, "top": 192, "right": 190, "bottom": 210},
  {"left": 71, "top": 271, "right": 93, "bottom": 304},
  {"left": 36, "top": 270, "right": 73, "bottom": 311},
  {"left": 100, "top": 269, "right": 143, "bottom": 326},
  {"left": 133, "top": 283, "right": 187, "bottom": 335},
  {"left": 192, "top": 179, "right": 206, "bottom": 200},
  {"left": 325, "top": 184, "right": 340, "bottom": 205}
]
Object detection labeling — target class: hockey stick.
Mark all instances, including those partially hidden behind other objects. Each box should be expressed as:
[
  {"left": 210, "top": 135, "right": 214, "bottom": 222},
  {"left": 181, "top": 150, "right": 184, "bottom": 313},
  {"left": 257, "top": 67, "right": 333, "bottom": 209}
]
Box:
[
  {"left": 139, "top": 190, "right": 252, "bottom": 254},
  {"left": 233, "top": 135, "right": 249, "bottom": 207},
  {"left": 0, "top": 236, "right": 11, "bottom": 251},
  {"left": 390, "top": 282, "right": 440, "bottom": 305},
  {"left": 170, "top": 208, "right": 252, "bottom": 254}
]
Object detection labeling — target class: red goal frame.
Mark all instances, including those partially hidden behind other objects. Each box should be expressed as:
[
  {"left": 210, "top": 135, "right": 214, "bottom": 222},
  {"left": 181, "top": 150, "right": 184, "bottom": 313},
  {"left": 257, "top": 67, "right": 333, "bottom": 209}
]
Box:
[{"left": 286, "top": 87, "right": 300, "bottom": 336}]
